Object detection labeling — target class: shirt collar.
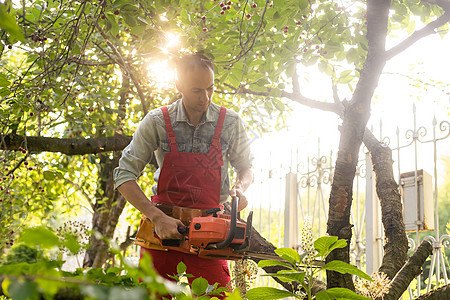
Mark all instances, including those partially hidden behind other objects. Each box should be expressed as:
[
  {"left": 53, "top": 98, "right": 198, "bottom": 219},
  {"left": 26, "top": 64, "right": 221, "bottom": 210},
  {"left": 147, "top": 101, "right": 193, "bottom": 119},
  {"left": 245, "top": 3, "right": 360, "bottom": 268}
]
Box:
[{"left": 175, "top": 99, "right": 216, "bottom": 125}]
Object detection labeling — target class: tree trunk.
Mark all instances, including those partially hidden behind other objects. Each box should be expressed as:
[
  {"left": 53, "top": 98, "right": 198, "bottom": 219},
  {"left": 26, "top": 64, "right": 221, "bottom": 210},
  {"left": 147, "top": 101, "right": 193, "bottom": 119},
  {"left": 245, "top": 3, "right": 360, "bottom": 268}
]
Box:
[
  {"left": 325, "top": 0, "right": 390, "bottom": 289},
  {"left": 382, "top": 240, "right": 433, "bottom": 300},
  {"left": 83, "top": 154, "right": 125, "bottom": 268},
  {"left": 363, "top": 129, "right": 409, "bottom": 279}
]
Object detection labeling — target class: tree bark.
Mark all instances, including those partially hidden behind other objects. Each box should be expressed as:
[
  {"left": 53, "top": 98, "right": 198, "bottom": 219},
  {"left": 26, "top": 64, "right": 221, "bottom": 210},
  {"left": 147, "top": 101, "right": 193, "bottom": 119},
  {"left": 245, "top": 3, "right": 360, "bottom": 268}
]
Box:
[
  {"left": 414, "top": 283, "right": 450, "bottom": 300},
  {"left": 382, "top": 240, "right": 433, "bottom": 300},
  {"left": 83, "top": 154, "right": 124, "bottom": 268},
  {"left": 325, "top": 0, "right": 391, "bottom": 289},
  {"left": 1, "top": 133, "right": 131, "bottom": 155},
  {"left": 363, "top": 129, "right": 409, "bottom": 279}
]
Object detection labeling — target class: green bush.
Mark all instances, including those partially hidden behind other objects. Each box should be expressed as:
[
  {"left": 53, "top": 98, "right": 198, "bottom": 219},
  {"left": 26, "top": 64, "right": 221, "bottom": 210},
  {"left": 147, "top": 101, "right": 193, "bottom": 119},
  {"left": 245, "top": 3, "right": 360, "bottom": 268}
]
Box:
[{"left": 3, "top": 244, "right": 41, "bottom": 265}]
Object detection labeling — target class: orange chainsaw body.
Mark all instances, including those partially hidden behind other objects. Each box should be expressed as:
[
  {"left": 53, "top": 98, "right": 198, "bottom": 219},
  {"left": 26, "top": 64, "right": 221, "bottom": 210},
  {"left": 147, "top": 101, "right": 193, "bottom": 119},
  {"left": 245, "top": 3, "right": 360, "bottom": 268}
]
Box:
[{"left": 155, "top": 199, "right": 253, "bottom": 261}]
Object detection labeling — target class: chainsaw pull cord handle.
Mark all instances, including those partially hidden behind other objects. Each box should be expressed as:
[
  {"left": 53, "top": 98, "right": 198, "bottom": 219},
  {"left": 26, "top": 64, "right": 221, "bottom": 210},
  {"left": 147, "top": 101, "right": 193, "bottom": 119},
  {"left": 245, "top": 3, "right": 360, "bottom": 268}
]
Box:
[{"left": 216, "top": 196, "right": 238, "bottom": 249}]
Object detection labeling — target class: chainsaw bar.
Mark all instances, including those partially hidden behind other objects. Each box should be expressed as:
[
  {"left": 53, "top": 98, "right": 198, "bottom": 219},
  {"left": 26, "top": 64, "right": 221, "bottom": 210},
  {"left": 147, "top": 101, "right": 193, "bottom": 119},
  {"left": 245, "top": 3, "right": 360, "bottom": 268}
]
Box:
[
  {"left": 243, "top": 251, "right": 289, "bottom": 262},
  {"left": 242, "top": 251, "right": 325, "bottom": 267}
]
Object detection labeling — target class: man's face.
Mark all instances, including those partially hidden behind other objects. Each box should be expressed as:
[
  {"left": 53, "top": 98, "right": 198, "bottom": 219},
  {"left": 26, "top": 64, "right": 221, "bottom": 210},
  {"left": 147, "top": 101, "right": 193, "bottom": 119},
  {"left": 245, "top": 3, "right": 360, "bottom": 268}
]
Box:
[{"left": 177, "top": 66, "right": 215, "bottom": 115}]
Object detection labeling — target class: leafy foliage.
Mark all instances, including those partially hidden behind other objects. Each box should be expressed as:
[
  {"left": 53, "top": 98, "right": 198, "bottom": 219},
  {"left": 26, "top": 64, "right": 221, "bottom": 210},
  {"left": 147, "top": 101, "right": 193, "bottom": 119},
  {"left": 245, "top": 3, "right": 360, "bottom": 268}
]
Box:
[
  {"left": 247, "top": 235, "right": 372, "bottom": 300},
  {"left": 0, "top": 226, "right": 242, "bottom": 299},
  {"left": 2, "top": 244, "right": 40, "bottom": 265}
]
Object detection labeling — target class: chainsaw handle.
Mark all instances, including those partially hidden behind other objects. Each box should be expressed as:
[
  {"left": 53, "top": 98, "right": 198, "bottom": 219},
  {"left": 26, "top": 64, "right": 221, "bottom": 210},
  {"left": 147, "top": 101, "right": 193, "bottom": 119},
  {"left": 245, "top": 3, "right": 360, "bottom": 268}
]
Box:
[
  {"left": 177, "top": 226, "right": 188, "bottom": 234},
  {"left": 216, "top": 196, "right": 238, "bottom": 249}
]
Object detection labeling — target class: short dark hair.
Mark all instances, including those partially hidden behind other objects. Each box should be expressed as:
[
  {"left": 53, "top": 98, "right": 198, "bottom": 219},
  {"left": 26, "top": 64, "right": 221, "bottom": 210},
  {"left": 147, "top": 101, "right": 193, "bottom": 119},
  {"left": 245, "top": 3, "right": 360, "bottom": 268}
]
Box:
[{"left": 176, "top": 52, "right": 214, "bottom": 81}]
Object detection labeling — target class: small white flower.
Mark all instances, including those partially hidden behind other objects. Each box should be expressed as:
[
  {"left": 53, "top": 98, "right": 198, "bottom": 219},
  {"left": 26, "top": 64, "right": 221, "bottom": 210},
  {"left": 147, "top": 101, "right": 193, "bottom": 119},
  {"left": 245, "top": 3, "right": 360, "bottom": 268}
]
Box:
[{"left": 355, "top": 272, "right": 391, "bottom": 299}]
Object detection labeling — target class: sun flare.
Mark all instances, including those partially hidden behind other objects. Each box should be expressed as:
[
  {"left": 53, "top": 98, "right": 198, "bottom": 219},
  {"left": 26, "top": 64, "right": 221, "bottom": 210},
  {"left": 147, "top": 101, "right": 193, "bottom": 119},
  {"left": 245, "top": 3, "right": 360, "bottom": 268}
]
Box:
[{"left": 146, "top": 59, "right": 176, "bottom": 90}]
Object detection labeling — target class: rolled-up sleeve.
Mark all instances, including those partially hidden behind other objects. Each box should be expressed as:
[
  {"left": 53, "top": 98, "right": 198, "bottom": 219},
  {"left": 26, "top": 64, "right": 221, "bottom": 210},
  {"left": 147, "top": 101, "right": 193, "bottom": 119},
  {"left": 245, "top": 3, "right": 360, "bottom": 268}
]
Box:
[
  {"left": 228, "top": 118, "right": 254, "bottom": 172},
  {"left": 114, "top": 112, "right": 159, "bottom": 189}
]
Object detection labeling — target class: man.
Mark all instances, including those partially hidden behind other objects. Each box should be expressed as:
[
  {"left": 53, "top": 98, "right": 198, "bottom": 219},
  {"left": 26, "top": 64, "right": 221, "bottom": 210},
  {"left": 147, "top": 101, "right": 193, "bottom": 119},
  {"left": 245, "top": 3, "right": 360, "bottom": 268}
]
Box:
[{"left": 114, "top": 53, "right": 253, "bottom": 290}]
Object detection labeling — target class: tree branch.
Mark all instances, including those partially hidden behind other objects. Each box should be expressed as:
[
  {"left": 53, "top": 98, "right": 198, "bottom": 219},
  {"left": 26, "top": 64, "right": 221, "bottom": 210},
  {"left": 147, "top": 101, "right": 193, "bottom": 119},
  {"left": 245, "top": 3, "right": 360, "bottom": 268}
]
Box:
[
  {"left": 2, "top": 133, "right": 131, "bottom": 155},
  {"left": 62, "top": 177, "right": 94, "bottom": 209},
  {"left": 235, "top": 87, "right": 343, "bottom": 115},
  {"left": 385, "top": 11, "right": 450, "bottom": 60},
  {"left": 363, "top": 129, "right": 409, "bottom": 279},
  {"left": 331, "top": 78, "right": 341, "bottom": 104},
  {"left": 292, "top": 66, "right": 300, "bottom": 96},
  {"left": 382, "top": 240, "right": 433, "bottom": 300},
  {"left": 69, "top": 57, "right": 115, "bottom": 66},
  {"left": 105, "top": 39, "right": 148, "bottom": 116},
  {"left": 94, "top": 24, "right": 148, "bottom": 115},
  {"left": 421, "top": 0, "right": 450, "bottom": 11},
  {"left": 414, "top": 283, "right": 450, "bottom": 299}
]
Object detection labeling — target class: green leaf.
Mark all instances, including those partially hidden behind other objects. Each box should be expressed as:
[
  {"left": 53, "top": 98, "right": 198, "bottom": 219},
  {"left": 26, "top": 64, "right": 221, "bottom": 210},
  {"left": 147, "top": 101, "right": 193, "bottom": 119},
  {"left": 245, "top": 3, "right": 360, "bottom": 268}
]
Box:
[
  {"left": 180, "top": 9, "right": 191, "bottom": 24},
  {"left": 0, "top": 5, "right": 25, "bottom": 41},
  {"left": 247, "top": 287, "right": 296, "bottom": 300},
  {"left": 321, "top": 261, "right": 372, "bottom": 281},
  {"left": 223, "top": 289, "right": 243, "bottom": 300},
  {"left": 35, "top": 277, "right": 60, "bottom": 296},
  {"left": 261, "top": 270, "right": 306, "bottom": 283},
  {"left": 339, "top": 70, "right": 353, "bottom": 84},
  {"left": 80, "top": 285, "right": 109, "bottom": 300},
  {"left": 269, "top": 88, "right": 282, "bottom": 97},
  {"left": 257, "top": 259, "right": 293, "bottom": 269},
  {"left": 177, "top": 261, "right": 187, "bottom": 274},
  {"left": 19, "top": 226, "right": 60, "bottom": 249},
  {"left": 6, "top": 279, "right": 39, "bottom": 300},
  {"left": 346, "top": 48, "right": 359, "bottom": 64},
  {"left": 316, "top": 288, "right": 370, "bottom": 300},
  {"left": 191, "top": 277, "right": 209, "bottom": 296},
  {"left": 329, "top": 239, "right": 347, "bottom": 252},
  {"left": 318, "top": 60, "right": 328, "bottom": 73},
  {"left": 314, "top": 236, "right": 337, "bottom": 256},
  {"left": 314, "top": 236, "right": 346, "bottom": 257},
  {"left": 123, "top": 13, "right": 137, "bottom": 27},
  {"left": 105, "top": 13, "right": 119, "bottom": 36},
  {"left": 274, "top": 248, "right": 301, "bottom": 265},
  {"left": 43, "top": 170, "right": 56, "bottom": 180},
  {"left": 108, "top": 286, "right": 149, "bottom": 300},
  {"left": 63, "top": 233, "right": 82, "bottom": 255},
  {"left": 298, "top": 0, "right": 308, "bottom": 10},
  {"left": 256, "top": 78, "right": 270, "bottom": 86},
  {"left": 406, "top": 19, "right": 416, "bottom": 35},
  {"left": 0, "top": 73, "right": 10, "bottom": 88},
  {"left": 130, "top": 25, "right": 146, "bottom": 36}
]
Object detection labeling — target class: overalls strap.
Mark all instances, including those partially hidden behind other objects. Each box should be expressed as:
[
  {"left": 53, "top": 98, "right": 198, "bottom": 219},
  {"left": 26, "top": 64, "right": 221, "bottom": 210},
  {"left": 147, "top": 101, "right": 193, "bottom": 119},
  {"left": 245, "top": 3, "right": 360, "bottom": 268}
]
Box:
[{"left": 161, "top": 106, "right": 178, "bottom": 153}]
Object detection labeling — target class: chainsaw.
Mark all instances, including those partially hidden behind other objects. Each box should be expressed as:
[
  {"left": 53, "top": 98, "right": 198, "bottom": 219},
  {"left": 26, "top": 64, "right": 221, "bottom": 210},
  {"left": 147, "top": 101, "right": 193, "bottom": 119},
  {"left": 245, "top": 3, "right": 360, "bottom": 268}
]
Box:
[
  {"left": 134, "top": 197, "right": 292, "bottom": 262},
  {"left": 155, "top": 197, "right": 253, "bottom": 260}
]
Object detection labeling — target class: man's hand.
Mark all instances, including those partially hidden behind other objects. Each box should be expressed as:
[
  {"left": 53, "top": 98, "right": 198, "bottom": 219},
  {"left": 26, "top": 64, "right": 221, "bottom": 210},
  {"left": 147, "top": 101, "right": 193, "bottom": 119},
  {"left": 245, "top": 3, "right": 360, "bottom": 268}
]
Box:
[
  {"left": 229, "top": 186, "right": 248, "bottom": 212},
  {"left": 152, "top": 212, "right": 185, "bottom": 240},
  {"left": 117, "top": 181, "right": 185, "bottom": 240},
  {"left": 230, "top": 168, "right": 253, "bottom": 212}
]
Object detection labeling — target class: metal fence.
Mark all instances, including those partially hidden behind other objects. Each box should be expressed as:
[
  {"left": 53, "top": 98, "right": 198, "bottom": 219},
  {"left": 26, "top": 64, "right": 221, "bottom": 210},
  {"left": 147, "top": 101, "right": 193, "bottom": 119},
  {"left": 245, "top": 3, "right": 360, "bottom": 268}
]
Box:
[{"left": 245, "top": 104, "right": 449, "bottom": 297}]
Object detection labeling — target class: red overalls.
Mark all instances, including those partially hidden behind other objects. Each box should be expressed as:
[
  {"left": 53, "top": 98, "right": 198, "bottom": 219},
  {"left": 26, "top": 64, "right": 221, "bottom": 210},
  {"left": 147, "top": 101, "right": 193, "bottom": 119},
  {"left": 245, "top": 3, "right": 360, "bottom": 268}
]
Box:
[{"left": 141, "top": 106, "right": 231, "bottom": 291}]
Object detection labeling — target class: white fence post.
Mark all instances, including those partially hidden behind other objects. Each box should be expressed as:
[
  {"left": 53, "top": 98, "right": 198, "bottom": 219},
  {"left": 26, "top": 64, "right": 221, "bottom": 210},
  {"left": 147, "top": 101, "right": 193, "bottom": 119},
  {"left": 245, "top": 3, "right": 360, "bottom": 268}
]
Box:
[
  {"left": 365, "top": 153, "right": 383, "bottom": 275},
  {"left": 284, "top": 172, "right": 298, "bottom": 248}
]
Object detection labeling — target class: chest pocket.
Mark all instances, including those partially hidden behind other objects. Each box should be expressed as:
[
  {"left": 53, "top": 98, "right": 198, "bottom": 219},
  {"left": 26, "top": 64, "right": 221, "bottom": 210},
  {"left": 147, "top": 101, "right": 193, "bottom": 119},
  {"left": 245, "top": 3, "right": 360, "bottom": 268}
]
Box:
[{"left": 160, "top": 141, "right": 186, "bottom": 153}]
